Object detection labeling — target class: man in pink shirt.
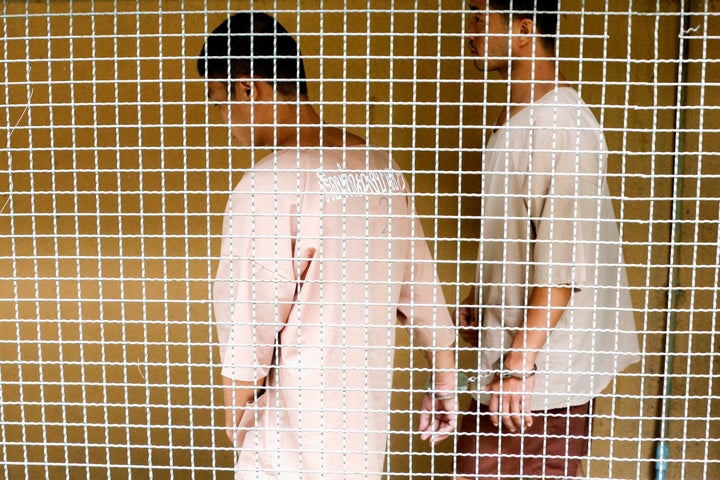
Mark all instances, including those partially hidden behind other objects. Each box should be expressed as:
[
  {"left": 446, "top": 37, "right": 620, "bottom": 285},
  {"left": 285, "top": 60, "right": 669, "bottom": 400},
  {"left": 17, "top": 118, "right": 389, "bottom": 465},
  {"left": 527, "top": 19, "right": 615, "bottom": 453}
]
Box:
[{"left": 198, "top": 12, "right": 457, "bottom": 479}]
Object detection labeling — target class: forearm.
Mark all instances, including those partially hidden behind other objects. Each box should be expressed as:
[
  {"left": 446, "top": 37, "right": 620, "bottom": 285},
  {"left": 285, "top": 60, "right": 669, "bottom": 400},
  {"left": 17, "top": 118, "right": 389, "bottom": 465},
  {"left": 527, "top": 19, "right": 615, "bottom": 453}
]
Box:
[
  {"left": 424, "top": 347, "right": 456, "bottom": 391},
  {"left": 419, "top": 345, "right": 458, "bottom": 445},
  {"left": 505, "top": 286, "right": 572, "bottom": 371}
]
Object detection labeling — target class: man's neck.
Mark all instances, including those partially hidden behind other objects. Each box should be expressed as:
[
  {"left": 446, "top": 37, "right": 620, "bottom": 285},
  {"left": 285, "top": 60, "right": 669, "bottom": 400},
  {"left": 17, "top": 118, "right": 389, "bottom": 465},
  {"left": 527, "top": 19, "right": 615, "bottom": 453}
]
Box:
[
  {"left": 272, "top": 102, "right": 365, "bottom": 149},
  {"left": 509, "top": 59, "right": 564, "bottom": 106},
  {"left": 494, "top": 59, "right": 566, "bottom": 124},
  {"left": 271, "top": 101, "right": 322, "bottom": 147}
]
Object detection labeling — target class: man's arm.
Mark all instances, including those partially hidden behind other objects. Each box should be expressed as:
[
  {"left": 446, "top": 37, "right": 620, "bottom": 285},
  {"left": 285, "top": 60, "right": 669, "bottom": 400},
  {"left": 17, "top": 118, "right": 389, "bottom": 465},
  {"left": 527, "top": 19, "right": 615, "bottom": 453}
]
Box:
[
  {"left": 418, "top": 347, "right": 457, "bottom": 445},
  {"left": 456, "top": 285, "right": 479, "bottom": 347},
  {"left": 485, "top": 286, "right": 572, "bottom": 432},
  {"left": 222, "top": 375, "right": 266, "bottom": 444},
  {"left": 395, "top": 215, "right": 458, "bottom": 445}
]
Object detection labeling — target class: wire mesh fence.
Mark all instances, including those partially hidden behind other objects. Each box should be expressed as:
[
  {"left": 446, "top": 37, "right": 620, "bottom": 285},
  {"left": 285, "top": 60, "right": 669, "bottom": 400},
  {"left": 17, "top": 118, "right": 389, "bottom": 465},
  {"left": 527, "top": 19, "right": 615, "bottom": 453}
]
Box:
[{"left": 1, "top": 1, "right": 718, "bottom": 479}]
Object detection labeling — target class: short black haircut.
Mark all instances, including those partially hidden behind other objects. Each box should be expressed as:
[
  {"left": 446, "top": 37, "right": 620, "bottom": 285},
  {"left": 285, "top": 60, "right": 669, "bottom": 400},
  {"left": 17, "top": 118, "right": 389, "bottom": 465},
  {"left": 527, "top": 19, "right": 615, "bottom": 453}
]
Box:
[
  {"left": 197, "top": 12, "right": 308, "bottom": 97},
  {"left": 489, "top": 0, "right": 558, "bottom": 50}
]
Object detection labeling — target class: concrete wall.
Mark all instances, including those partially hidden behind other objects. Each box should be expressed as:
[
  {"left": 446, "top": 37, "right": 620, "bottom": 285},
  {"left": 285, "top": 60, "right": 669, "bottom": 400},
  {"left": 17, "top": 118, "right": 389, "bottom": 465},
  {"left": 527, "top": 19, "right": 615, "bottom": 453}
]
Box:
[{"left": 1, "top": 0, "right": 717, "bottom": 478}]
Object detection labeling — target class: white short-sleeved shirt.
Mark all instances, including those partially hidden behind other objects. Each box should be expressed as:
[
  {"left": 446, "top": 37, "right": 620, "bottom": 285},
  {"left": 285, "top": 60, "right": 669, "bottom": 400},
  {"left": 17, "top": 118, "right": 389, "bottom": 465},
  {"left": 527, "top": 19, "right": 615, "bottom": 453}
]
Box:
[
  {"left": 213, "top": 147, "right": 454, "bottom": 479},
  {"left": 473, "top": 87, "right": 640, "bottom": 411}
]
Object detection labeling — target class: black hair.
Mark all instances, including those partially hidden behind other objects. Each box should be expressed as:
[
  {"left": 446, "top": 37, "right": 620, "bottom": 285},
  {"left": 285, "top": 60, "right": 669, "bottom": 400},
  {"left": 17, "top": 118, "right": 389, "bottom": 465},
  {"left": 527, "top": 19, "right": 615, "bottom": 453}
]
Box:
[
  {"left": 489, "top": 0, "right": 558, "bottom": 50},
  {"left": 197, "top": 12, "right": 308, "bottom": 97}
]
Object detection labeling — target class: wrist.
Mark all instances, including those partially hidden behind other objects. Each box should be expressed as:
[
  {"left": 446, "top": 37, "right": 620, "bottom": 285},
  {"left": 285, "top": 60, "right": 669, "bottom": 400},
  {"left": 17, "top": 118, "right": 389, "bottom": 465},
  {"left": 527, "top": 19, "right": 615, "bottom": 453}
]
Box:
[
  {"left": 504, "top": 350, "right": 538, "bottom": 370},
  {"left": 433, "top": 371, "right": 455, "bottom": 389},
  {"left": 493, "top": 353, "right": 537, "bottom": 379},
  {"left": 424, "top": 373, "right": 457, "bottom": 400},
  {"left": 428, "top": 390, "right": 456, "bottom": 401}
]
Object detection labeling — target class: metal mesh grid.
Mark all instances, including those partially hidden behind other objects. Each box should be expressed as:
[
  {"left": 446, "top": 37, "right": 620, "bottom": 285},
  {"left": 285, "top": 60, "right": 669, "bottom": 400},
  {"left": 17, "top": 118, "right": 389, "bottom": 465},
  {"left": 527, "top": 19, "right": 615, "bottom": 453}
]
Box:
[{"left": 1, "top": 1, "right": 718, "bottom": 479}]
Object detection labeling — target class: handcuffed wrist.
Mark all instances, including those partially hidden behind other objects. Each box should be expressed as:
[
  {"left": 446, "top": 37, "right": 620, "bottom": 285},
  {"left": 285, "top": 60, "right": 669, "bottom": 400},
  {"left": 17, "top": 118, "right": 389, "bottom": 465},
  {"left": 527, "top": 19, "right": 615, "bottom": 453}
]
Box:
[
  {"left": 493, "top": 354, "right": 537, "bottom": 379},
  {"left": 431, "top": 391, "right": 456, "bottom": 400},
  {"left": 424, "top": 375, "right": 456, "bottom": 400}
]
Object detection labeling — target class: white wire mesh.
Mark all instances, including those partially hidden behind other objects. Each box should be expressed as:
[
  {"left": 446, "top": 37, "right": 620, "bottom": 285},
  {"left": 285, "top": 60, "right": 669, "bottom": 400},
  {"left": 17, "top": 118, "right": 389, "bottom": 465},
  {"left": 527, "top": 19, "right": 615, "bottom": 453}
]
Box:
[{"left": 1, "top": 1, "right": 718, "bottom": 479}]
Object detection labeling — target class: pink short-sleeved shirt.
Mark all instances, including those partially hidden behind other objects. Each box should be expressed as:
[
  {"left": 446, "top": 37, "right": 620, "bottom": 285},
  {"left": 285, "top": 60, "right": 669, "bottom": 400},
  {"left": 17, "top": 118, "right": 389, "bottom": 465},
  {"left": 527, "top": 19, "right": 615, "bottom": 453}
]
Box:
[
  {"left": 473, "top": 88, "right": 640, "bottom": 410},
  {"left": 213, "top": 147, "right": 454, "bottom": 479}
]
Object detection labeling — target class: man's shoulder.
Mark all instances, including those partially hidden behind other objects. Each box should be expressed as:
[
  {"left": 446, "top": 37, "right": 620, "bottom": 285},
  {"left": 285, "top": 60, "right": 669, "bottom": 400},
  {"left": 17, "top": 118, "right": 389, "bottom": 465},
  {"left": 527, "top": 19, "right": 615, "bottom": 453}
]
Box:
[
  {"left": 236, "top": 149, "right": 319, "bottom": 189},
  {"left": 253, "top": 148, "right": 318, "bottom": 170},
  {"left": 533, "top": 87, "right": 601, "bottom": 128}
]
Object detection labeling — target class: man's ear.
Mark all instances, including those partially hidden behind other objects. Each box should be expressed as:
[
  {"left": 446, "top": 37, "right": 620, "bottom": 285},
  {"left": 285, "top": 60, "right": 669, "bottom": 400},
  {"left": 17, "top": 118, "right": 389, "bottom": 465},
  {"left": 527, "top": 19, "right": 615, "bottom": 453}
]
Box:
[
  {"left": 514, "top": 18, "right": 535, "bottom": 49},
  {"left": 233, "top": 77, "right": 254, "bottom": 100}
]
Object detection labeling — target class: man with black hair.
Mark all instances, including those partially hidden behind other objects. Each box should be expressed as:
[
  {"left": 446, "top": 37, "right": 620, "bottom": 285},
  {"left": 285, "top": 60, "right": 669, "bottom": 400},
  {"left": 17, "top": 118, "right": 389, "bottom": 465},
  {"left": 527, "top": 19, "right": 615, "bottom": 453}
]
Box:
[
  {"left": 456, "top": 0, "right": 639, "bottom": 477},
  {"left": 200, "top": 12, "right": 456, "bottom": 479}
]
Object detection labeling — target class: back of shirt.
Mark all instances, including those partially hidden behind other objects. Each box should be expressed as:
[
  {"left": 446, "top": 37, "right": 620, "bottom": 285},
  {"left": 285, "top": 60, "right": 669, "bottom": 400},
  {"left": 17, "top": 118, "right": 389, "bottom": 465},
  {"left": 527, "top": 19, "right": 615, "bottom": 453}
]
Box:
[{"left": 213, "top": 147, "right": 454, "bottom": 479}]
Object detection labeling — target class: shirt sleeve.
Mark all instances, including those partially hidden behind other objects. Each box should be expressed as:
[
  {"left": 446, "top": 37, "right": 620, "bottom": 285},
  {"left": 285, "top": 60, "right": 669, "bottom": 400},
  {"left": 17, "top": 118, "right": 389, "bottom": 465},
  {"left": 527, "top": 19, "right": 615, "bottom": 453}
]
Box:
[
  {"left": 397, "top": 212, "right": 455, "bottom": 350},
  {"left": 213, "top": 171, "right": 297, "bottom": 381},
  {"left": 528, "top": 112, "right": 608, "bottom": 290}
]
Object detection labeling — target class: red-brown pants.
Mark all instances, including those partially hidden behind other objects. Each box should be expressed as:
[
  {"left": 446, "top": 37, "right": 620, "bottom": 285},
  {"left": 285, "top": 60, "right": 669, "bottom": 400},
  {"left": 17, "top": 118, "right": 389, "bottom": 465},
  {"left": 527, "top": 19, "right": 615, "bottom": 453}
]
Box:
[{"left": 456, "top": 399, "right": 593, "bottom": 479}]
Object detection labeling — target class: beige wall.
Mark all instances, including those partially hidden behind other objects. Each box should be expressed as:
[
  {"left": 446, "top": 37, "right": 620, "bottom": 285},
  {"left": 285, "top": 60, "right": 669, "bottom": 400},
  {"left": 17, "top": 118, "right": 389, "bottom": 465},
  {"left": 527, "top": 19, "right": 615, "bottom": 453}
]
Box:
[{"left": 1, "top": 0, "right": 718, "bottom": 479}]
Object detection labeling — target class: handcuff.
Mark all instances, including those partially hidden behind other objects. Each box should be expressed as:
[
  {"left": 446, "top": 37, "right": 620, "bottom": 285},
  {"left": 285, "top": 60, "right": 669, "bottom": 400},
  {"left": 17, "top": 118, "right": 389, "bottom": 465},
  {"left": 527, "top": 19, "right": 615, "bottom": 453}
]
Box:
[
  {"left": 425, "top": 355, "right": 537, "bottom": 399},
  {"left": 491, "top": 354, "right": 538, "bottom": 379}
]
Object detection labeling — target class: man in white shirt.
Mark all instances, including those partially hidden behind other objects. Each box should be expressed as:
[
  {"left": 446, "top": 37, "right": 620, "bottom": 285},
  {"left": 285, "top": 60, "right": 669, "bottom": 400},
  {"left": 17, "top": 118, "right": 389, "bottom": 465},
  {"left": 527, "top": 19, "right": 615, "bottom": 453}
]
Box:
[{"left": 456, "top": 1, "right": 640, "bottom": 477}]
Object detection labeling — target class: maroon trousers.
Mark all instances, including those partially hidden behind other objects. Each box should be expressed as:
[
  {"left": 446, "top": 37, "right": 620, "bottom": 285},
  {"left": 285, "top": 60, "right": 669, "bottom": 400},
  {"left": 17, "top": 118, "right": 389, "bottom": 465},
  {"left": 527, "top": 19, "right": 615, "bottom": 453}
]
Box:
[{"left": 456, "top": 399, "right": 593, "bottom": 479}]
